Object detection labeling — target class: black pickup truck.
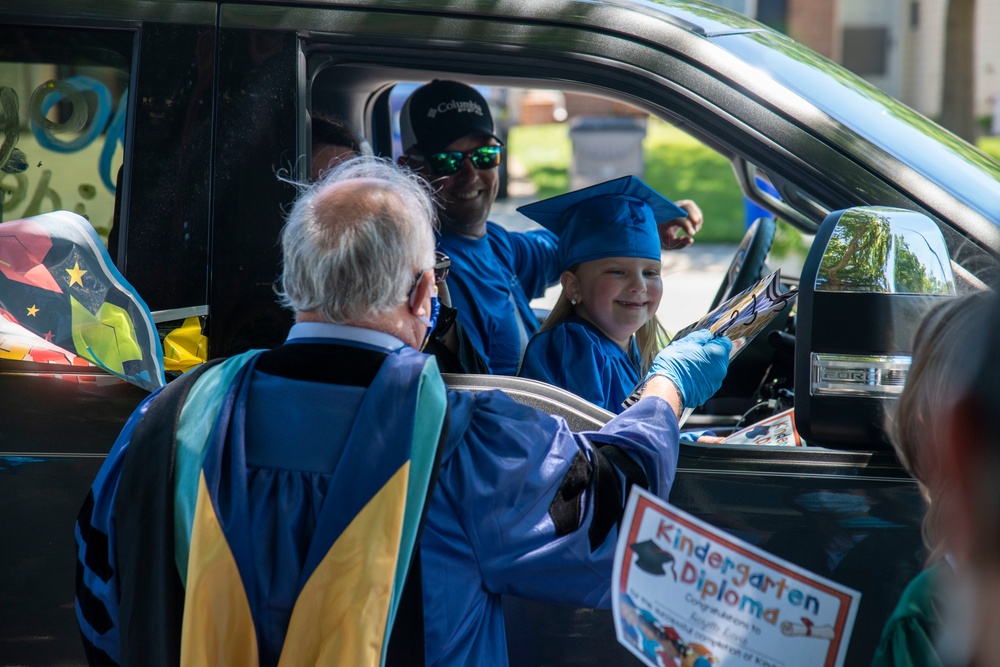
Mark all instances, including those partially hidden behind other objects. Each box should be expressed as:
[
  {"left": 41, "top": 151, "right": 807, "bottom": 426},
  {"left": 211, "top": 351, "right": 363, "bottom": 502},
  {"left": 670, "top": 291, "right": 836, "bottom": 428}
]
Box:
[{"left": 1, "top": 1, "right": 997, "bottom": 664}]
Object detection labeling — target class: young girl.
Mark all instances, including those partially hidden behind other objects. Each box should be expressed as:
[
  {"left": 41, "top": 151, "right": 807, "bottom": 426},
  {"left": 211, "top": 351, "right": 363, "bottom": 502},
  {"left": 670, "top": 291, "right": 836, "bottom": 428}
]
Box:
[{"left": 516, "top": 176, "right": 683, "bottom": 414}]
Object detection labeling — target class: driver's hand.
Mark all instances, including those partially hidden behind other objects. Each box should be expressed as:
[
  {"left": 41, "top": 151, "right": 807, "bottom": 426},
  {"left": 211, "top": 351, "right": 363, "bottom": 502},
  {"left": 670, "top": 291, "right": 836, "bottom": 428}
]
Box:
[{"left": 659, "top": 199, "right": 703, "bottom": 250}]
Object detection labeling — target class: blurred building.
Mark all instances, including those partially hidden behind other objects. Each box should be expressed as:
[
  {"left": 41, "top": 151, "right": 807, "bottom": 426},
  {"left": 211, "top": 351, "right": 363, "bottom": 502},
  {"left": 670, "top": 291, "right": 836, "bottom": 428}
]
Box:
[{"left": 714, "top": 0, "right": 1000, "bottom": 130}]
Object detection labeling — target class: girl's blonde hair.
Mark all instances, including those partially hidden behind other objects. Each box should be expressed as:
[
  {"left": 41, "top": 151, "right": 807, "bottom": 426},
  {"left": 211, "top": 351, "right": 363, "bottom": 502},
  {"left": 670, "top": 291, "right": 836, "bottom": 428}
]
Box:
[{"left": 540, "top": 289, "right": 670, "bottom": 375}]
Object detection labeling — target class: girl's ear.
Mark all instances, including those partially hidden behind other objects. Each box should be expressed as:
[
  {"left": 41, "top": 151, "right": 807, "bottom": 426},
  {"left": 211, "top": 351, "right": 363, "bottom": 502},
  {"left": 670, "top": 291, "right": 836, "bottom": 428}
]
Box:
[{"left": 560, "top": 270, "right": 580, "bottom": 303}]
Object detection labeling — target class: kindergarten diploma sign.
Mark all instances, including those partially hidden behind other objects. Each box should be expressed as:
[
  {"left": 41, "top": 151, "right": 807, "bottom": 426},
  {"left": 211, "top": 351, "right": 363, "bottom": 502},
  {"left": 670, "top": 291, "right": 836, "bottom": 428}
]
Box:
[{"left": 612, "top": 488, "right": 860, "bottom": 667}]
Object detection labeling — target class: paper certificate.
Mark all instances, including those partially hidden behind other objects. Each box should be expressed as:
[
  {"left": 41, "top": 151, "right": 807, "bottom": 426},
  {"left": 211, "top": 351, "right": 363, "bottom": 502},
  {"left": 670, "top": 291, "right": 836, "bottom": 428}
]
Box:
[
  {"left": 622, "top": 269, "right": 797, "bottom": 413},
  {"left": 613, "top": 488, "right": 860, "bottom": 667},
  {"left": 721, "top": 409, "right": 802, "bottom": 447}
]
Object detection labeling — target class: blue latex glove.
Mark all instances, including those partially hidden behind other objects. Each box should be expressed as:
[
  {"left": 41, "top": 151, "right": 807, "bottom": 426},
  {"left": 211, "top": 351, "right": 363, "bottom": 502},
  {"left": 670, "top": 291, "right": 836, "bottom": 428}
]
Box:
[{"left": 649, "top": 330, "right": 732, "bottom": 408}]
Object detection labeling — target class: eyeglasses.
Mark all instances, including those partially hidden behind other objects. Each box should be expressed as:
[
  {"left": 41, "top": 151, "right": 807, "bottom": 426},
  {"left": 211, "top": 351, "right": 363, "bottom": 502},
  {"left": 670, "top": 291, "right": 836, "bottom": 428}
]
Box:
[
  {"left": 408, "top": 252, "right": 451, "bottom": 306},
  {"left": 410, "top": 145, "right": 503, "bottom": 176},
  {"left": 433, "top": 252, "right": 451, "bottom": 284}
]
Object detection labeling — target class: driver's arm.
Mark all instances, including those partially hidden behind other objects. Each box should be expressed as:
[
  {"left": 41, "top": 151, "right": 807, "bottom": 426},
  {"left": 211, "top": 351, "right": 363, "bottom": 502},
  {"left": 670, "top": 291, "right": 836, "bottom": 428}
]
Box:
[{"left": 658, "top": 199, "right": 703, "bottom": 250}]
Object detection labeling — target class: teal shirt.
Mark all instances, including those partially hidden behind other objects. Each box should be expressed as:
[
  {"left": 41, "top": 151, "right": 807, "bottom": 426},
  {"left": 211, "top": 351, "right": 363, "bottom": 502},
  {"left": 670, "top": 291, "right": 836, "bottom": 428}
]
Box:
[{"left": 870, "top": 563, "right": 945, "bottom": 667}]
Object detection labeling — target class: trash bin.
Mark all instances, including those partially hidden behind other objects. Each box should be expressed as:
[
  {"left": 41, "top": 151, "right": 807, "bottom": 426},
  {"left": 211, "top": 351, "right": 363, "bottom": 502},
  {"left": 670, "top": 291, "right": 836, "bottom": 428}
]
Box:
[{"left": 568, "top": 115, "right": 647, "bottom": 190}]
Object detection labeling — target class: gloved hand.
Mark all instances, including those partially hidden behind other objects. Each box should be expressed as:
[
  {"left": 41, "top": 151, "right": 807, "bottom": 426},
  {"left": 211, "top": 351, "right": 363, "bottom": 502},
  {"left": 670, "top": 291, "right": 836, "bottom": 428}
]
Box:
[{"left": 648, "top": 330, "right": 732, "bottom": 409}]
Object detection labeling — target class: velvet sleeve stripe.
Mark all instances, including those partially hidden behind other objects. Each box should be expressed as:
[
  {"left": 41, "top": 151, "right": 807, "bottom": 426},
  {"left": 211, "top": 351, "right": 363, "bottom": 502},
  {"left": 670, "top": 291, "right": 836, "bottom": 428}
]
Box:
[
  {"left": 588, "top": 444, "right": 648, "bottom": 551},
  {"left": 75, "top": 554, "right": 114, "bottom": 635},
  {"left": 547, "top": 443, "right": 649, "bottom": 552},
  {"left": 77, "top": 490, "right": 114, "bottom": 583},
  {"left": 75, "top": 487, "right": 122, "bottom": 663}
]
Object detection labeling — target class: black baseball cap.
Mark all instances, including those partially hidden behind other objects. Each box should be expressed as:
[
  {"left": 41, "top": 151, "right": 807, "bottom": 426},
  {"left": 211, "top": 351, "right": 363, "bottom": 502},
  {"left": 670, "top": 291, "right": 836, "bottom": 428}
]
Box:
[{"left": 400, "top": 80, "right": 501, "bottom": 155}]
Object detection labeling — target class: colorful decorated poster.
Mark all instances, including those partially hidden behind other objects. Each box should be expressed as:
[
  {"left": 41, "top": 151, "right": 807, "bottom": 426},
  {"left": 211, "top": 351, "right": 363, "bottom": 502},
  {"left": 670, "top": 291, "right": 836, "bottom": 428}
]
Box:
[
  {"left": 613, "top": 487, "right": 859, "bottom": 667},
  {"left": 721, "top": 409, "right": 802, "bottom": 447},
  {"left": 0, "top": 210, "right": 164, "bottom": 390}
]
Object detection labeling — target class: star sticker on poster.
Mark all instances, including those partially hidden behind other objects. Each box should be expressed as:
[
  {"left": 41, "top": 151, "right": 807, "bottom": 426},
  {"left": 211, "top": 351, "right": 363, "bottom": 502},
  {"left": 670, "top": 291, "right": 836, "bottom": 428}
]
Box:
[{"left": 66, "top": 261, "right": 87, "bottom": 287}]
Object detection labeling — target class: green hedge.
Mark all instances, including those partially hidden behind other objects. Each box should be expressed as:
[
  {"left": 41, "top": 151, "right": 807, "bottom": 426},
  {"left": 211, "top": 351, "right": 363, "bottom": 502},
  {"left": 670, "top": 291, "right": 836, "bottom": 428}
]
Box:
[{"left": 509, "top": 120, "right": 746, "bottom": 244}]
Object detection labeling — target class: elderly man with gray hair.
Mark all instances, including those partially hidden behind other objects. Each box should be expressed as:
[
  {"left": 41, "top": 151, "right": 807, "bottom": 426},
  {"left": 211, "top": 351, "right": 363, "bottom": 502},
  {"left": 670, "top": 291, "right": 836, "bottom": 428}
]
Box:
[{"left": 75, "top": 156, "right": 731, "bottom": 667}]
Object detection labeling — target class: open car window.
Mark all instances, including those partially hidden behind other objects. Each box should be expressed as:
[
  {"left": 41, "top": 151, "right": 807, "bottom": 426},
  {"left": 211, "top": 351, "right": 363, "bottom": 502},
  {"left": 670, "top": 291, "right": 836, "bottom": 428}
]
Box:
[
  {"left": 303, "top": 29, "right": 994, "bottom": 454},
  {"left": 312, "top": 75, "right": 772, "bottom": 335}
]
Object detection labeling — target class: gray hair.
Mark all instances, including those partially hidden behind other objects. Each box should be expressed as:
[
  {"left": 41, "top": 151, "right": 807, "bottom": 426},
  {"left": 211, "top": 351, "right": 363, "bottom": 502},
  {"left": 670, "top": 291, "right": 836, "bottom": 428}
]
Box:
[{"left": 277, "top": 155, "right": 437, "bottom": 322}]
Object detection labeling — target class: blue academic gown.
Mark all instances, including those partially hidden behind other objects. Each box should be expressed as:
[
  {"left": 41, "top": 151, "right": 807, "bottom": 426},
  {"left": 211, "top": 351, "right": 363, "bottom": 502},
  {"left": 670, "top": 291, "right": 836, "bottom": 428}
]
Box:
[
  {"left": 519, "top": 316, "right": 641, "bottom": 414},
  {"left": 438, "top": 222, "right": 559, "bottom": 376},
  {"left": 76, "top": 322, "right": 682, "bottom": 667}
]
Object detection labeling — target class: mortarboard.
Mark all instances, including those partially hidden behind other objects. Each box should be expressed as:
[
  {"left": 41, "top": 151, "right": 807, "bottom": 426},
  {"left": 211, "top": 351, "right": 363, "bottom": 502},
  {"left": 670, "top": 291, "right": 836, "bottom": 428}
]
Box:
[{"left": 516, "top": 175, "right": 686, "bottom": 272}]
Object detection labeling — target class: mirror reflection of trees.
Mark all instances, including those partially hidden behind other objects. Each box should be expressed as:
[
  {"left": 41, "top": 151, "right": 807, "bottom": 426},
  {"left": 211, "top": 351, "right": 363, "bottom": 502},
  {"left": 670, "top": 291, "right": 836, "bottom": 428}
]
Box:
[
  {"left": 817, "top": 210, "right": 951, "bottom": 294},
  {"left": 817, "top": 211, "right": 891, "bottom": 292},
  {"left": 893, "top": 237, "right": 947, "bottom": 295}
]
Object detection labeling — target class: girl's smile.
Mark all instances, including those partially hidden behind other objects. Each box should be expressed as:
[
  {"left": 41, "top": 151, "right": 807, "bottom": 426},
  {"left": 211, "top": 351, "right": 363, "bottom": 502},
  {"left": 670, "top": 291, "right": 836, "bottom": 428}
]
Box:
[{"left": 563, "top": 256, "right": 663, "bottom": 348}]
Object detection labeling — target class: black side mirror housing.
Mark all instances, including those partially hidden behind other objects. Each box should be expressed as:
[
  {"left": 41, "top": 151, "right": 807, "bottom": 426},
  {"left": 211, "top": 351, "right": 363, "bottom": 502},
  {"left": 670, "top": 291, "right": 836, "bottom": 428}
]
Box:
[{"left": 794, "top": 207, "right": 956, "bottom": 449}]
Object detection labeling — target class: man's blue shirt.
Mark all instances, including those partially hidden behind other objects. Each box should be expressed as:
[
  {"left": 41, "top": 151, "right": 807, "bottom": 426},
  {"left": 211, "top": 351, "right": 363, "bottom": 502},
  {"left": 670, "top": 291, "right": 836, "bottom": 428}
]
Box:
[{"left": 438, "top": 222, "right": 559, "bottom": 375}]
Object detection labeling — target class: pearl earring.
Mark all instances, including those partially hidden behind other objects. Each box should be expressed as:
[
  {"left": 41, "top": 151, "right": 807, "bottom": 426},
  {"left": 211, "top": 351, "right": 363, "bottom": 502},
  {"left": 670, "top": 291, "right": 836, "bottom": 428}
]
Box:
[{"left": 570, "top": 298, "right": 578, "bottom": 306}]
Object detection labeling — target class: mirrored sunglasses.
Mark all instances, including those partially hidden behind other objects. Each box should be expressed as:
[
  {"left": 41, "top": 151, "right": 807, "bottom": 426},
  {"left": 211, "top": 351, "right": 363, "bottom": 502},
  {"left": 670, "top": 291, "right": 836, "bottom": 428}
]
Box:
[{"left": 416, "top": 145, "right": 503, "bottom": 176}]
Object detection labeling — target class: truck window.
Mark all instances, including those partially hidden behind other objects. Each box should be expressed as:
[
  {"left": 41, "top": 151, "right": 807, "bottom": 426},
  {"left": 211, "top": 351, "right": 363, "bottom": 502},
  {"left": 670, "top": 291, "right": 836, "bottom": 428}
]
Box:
[
  {"left": 0, "top": 26, "right": 137, "bottom": 372},
  {"left": 0, "top": 26, "right": 132, "bottom": 244}
]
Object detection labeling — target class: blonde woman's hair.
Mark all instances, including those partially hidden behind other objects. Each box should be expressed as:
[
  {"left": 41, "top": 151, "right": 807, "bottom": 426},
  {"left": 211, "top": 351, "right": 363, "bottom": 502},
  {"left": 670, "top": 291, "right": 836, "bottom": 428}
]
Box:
[
  {"left": 885, "top": 290, "right": 991, "bottom": 566},
  {"left": 540, "top": 289, "right": 670, "bottom": 374}
]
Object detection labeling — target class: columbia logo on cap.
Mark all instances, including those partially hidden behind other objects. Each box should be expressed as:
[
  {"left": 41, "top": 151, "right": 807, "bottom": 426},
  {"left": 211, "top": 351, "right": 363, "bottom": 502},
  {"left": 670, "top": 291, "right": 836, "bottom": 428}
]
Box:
[{"left": 427, "top": 99, "right": 483, "bottom": 118}]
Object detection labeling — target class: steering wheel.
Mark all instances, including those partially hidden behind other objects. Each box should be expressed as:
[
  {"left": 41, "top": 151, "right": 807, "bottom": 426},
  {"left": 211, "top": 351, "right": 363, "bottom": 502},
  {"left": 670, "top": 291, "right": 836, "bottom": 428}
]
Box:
[{"left": 709, "top": 217, "right": 776, "bottom": 311}]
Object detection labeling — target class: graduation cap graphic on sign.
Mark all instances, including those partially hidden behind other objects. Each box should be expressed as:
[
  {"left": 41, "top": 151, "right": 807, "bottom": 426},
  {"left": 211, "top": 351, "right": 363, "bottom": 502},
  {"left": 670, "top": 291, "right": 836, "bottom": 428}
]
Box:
[{"left": 630, "top": 539, "right": 676, "bottom": 576}]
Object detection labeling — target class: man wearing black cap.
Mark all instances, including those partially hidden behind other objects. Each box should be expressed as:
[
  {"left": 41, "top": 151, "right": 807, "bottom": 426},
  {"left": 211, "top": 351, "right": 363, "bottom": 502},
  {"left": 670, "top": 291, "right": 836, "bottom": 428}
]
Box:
[{"left": 399, "top": 80, "right": 703, "bottom": 376}]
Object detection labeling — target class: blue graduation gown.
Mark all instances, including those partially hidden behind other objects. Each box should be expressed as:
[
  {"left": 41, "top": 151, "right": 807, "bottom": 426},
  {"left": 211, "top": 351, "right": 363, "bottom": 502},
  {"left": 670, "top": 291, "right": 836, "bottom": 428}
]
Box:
[
  {"left": 438, "top": 222, "right": 559, "bottom": 376},
  {"left": 519, "top": 316, "right": 641, "bottom": 414},
  {"left": 77, "top": 322, "right": 682, "bottom": 667}
]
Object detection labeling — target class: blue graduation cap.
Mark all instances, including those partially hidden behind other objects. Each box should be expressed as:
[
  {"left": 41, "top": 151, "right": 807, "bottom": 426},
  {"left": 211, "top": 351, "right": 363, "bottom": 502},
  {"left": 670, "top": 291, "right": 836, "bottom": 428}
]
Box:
[{"left": 516, "top": 176, "right": 686, "bottom": 272}]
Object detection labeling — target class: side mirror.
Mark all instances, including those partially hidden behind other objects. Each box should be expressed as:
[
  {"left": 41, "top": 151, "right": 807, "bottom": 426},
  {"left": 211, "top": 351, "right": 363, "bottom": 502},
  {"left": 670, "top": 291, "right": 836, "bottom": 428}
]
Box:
[{"left": 794, "top": 207, "right": 955, "bottom": 449}]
